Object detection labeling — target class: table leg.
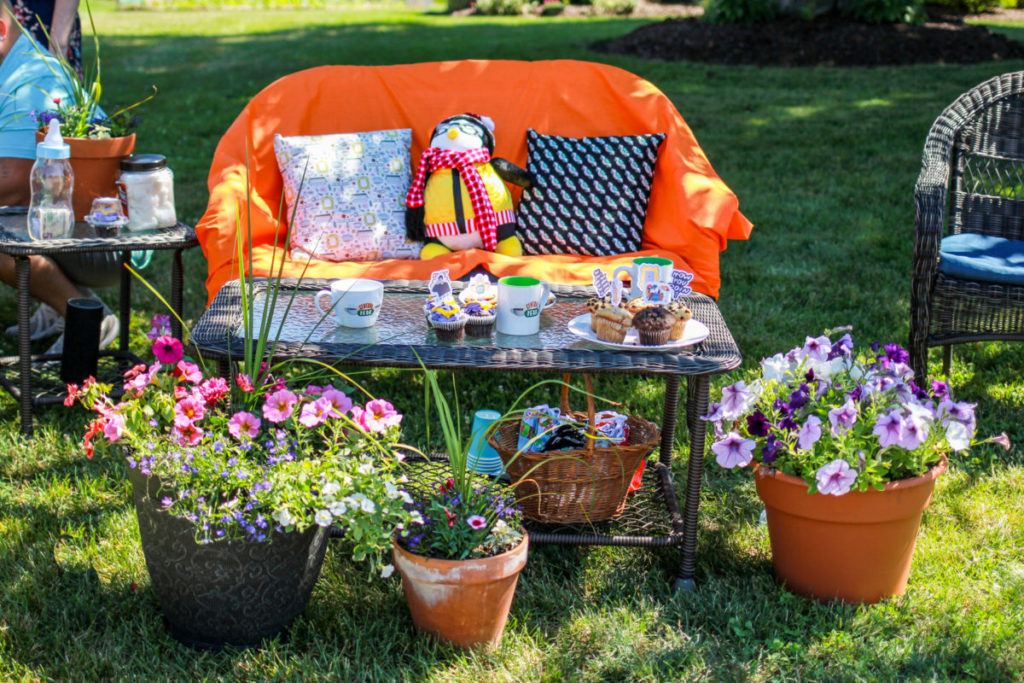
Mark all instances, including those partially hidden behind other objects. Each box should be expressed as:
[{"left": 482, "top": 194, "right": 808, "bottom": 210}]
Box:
[
  {"left": 675, "top": 374, "right": 710, "bottom": 593},
  {"left": 16, "top": 256, "right": 33, "bottom": 436},
  {"left": 171, "top": 248, "right": 184, "bottom": 340},
  {"left": 119, "top": 252, "right": 131, "bottom": 352},
  {"left": 659, "top": 375, "right": 680, "bottom": 466}
]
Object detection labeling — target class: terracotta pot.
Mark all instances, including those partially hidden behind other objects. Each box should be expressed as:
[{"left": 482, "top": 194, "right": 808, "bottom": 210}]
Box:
[
  {"left": 754, "top": 457, "right": 947, "bottom": 604},
  {"left": 392, "top": 533, "right": 528, "bottom": 650},
  {"left": 35, "top": 131, "right": 135, "bottom": 221}
]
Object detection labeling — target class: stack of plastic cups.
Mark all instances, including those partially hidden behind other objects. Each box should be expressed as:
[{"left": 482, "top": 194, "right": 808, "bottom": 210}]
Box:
[{"left": 466, "top": 409, "right": 504, "bottom": 476}]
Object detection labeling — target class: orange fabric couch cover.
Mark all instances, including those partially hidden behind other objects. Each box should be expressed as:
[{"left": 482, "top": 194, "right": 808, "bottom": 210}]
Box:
[{"left": 197, "top": 60, "right": 752, "bottom": 306}]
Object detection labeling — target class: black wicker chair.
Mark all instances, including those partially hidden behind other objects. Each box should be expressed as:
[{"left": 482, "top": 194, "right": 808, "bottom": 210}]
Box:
[{"left": 910, "top": 71, "right": 1024, "bottom": 383}]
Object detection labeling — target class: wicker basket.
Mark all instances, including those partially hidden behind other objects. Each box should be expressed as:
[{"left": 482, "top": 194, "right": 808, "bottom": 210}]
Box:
[{"left": 487, "top": 374, "right": 660, "bottom": 524}]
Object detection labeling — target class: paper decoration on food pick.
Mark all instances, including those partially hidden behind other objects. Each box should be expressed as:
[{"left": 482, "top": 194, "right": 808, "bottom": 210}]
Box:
[
  {"left": 428, "top": 269, "right": 455, "bottom": 302},
  {"left": 592, "top": 268, "right": 612, "bottom": 299},
  {"left": 636, "top": 264, "right": 662, "bottom": 303},
  {"left": 669, "top": 269, "right": 694, "bottom": 298},
  {"left": 644, "top": 280, "right": 672, "bottom": 305},
  {"left": 611, "top": 279, "right": 623, "bottom": 306},
  {"left": 465, "top": 273, "right": 492, "bottom": 299}
]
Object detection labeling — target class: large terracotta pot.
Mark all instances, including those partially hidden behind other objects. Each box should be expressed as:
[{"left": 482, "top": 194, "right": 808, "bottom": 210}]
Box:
[
  {"left": 128, "top": 467, "right": 329, "bottom": 650},
  {"left": 754, "top": 457, "right": 947, "bottom": 604},
  {"left": 392, "top": 533, "right": 528, "bottom": 650},
  {"left": 35, "top": 131, "right": 135, "bottom": 221}
]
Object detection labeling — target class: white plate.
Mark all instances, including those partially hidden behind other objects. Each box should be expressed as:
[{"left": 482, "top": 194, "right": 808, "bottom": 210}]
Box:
[
  {"left": 568, "top": 313, "right": 710, "bottom": 351},
  {"left": 459, "top": 289, "right": 556, "bottom": 310}
]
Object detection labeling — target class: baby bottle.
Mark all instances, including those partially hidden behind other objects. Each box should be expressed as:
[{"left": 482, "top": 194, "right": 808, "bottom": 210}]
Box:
[{"left": 27, "top": 119, "right": 74, "bottom": 240}]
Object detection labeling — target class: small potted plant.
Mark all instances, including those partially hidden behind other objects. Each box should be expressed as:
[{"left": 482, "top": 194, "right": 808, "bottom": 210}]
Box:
[
  {"left": 391, "top": 367, "right": 527, "bottom": 651},
  {"left": 28, "top": 0, "right": 154, "bottom": 219},
  {"left": 704, "top": 330, "right": 1009, "bottom": 604},
  {"left": 68, "top": 316, "right": 415, "bottom": 649}
]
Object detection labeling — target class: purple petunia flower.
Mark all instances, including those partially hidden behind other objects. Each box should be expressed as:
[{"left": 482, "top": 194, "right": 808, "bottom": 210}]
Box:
[
  {"left": 746, "top": 411, "right": 772, "bottom": 438},
  {"left": 816, "top": 459, "right": 858, "bottom": 496},
  {"left": 796, "top": 415, "right": 822, "bottom": 450},
  {"left": 931, "top": 380, "right": 950, "bottom": 400},
  {"left": 884, "top": 343, "right": 910, "bottom": 365},
  {"left": 720, "top": 381, "right": 753, "bottom": 420},
  {"left": 761, "top": 435, "right": 782, "bottom": 465},
  {"left": 802, "top": 335, "right": 832, "bottom": 362},
  {"left": 828, "top": 399, "right": 859, "bottom": 437},
  {"left": 873, "top": 410, "right": 904, "bottom": 448},
  {"left": 712, "top": 432, "right": 756, "bottom": 469},
  {"left": 788, "top": 383, "right": 811, "bottom": 410}
]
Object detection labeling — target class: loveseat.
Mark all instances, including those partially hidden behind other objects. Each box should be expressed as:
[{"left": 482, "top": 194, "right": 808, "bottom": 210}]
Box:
[{"left": 196, "top": 60, "right": 752, "bottom": 305}]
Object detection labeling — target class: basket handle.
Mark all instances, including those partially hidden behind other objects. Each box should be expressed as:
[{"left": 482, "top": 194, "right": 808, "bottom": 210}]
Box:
[{"left": 560, "top": 373, "right": 597, "bottom": 453}]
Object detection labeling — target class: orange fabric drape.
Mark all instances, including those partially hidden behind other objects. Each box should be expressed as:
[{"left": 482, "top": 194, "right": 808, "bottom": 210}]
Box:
[{"left": 197, "top": 60, "right": 753, "bottom": 305}]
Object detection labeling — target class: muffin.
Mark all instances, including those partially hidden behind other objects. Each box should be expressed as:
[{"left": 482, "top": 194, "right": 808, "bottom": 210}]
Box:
[
  {"left": 665, "top": 299, "right": 693, "bottom": 341},
  {"left": 626, "top": 297, "right": 655, "bottom": 315},
  {"left": 427, "top": 301, "right": 467, "bottom": 342},
  {"left": 587, "top": 296, "right": 612, "bottom": 331},
  {"left": 632, "top": 307, "right": 675, "bottom": 346},
  {"left": 463, "top": 300, "right": 496, "bottom": 337},
  {"left": 592, "top": 306, "right": 633, "bottom": 344}
]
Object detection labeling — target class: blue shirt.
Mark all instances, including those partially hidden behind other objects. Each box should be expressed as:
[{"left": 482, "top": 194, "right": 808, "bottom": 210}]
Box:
[{"left": 0, "top": 33, "right": 74, "bottom": 159}]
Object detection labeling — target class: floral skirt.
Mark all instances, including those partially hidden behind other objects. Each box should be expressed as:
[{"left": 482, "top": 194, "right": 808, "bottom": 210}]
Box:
[{"left": 10, "top": 0, "right": 82, "bottom": 76}]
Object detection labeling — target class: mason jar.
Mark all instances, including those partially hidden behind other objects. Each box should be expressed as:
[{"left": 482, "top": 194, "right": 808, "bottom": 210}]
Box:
[{"left": 116, "top": 154, "right": 177, "bottom": 231}]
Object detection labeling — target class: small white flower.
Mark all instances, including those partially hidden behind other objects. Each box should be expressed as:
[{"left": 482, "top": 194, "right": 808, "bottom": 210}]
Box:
[
  {"left": 380, "top": 564, "right": 395, "bottom": 578},
  {"left": 358, "top": 463, "right": 373, "bottom": 475},
  {"left": 322, "top": 481, "right": 341, "bottom": 497},
  {"left": 350, "top": 493, "right": 376, "bottom": 513},
  {"left": 384, "top": 481, "right": 399, "bottom": 498},
  {"left": 760, "top": 353, "right": 791, "bottom": 384},
  {"left": 273, "top": 508, "right": 295, "bottom": 527},
  {"left": 399, "top": 490, "right": 413, "bottom": 504},
  {"left": 410, "top": 511, "right": 424, "bottom": 524},
  {"left": 329, "top": 500, "right": 348, "bottom": 516},
  {"left": 314, "top": 509, "right": 333, "bottom": 527}
]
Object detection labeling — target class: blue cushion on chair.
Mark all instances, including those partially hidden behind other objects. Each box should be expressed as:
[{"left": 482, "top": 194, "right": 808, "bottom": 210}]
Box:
[{"left": 938, "top": 233, "right": 1024, "bottom": 286}]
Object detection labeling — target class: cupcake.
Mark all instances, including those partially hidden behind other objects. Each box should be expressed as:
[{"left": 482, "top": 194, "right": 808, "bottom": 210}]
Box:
[
  {"left": 464, "top": 300, "right": 496, "bottom": 337},
  {"left": 427, "top": 301, "right": 467, "bottom": 341},
  {"left": 592, "top": 306, "right": 633, "bottom": 344},
  {"left": 587, "top": 296, "right": 612, "bottom": 331},
  {"left": 632, "top": 307, "right": 675, "bottom": 346},
  {"left": 665, "top": 299, "right": 693, "bottom": 341}
]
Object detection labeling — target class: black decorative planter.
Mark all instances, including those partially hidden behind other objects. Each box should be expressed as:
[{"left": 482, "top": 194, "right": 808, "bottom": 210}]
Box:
[{"left": 128, "top": 467, "right": 329, "bottom": 650}]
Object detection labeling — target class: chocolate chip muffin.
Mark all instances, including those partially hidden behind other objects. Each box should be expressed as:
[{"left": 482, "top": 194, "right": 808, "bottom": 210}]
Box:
[
  {"left": 665, "top": 299, "right": 693, "bottom": 341},
  {"left": 632, "top": 306, "right": 675, "bottom": 346}
]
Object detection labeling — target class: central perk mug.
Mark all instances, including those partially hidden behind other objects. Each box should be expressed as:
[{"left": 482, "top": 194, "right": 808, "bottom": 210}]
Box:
[
  {"left": 314, "top": 278, "right": 384, "bottom": 328},
  {"left": 612, "top": 257, "right": 674, "bottom": 299},
  {"left": 496, "top": 276, "right": 550, "bottom": 335}
]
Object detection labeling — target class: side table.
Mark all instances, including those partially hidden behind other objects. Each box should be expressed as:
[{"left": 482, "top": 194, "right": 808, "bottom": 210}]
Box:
[
  {"left": 190, "top": 279, "right": 743, "bottom": 591},
  {"left": 0, "top": 208, "right": 199, "bottom": 436}
]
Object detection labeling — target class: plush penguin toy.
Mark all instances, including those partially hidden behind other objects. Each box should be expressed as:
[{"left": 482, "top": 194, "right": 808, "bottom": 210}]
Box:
[{"left": 405, "top": 113, "right": 532, "bottom": 260}]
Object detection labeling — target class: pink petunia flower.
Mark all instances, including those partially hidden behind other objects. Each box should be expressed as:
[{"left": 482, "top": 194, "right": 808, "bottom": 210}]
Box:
[
  {"left": 351, "top": 399, "right": 402, "bottom": 433},
  {"left": 228, "top": 411, "right": 261, "bottom": 439},
  {"left": 124, "top": 363, "right": 161, "bottom": 397},
  {"left": 466, "top": 515, "right": 487, "bottom": 530},
  {"left": 172, "top": 421, "right": 204, "bottom": 447},
  {"left": 236, "top": 373, "right": 255, "bottom": 392},
  {"left": 102, "top": 413, "right": 126, "bottom": 442},
  {"left": 321, "top": 387, "right": 354, "bottom": 417},
  {"left": 173, "top": 395, "right": 207, "bottom": 427},
  {"left": 174, "top": 360, "right": 203, "bottom": 384},
  {"left": 796, "top": 415, "right": 822, "bottom": 450},
  {"left": 816, "top": 458, "right": 858, "bottom": 496},
  {"left": 711, "top": 432, "right": 755, "bottom": 469},
  {"left": 298, "top": 398, "right": 332, "bottom": 428},
  {"left": 152, "top": 336, "right": 184, "bottom": 365},
  {"left": 262, "top": 389, "right": 298, "bottom": 423},
  {"left": 198, "top": 377, "right": 229, "bottom": 406}
]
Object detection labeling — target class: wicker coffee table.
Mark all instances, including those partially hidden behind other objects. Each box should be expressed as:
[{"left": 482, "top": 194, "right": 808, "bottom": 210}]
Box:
[
  {"left": 189, "top": 278, "right": 742, "bottom": 590},
  {"left": 0, "top": 208, "right": 199, "bottom": 435}
]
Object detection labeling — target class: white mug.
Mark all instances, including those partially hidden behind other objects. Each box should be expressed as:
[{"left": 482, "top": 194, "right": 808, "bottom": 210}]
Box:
[
  {"left": 612, "top": 257, "right": 674, "bottom": 299},
  {"left": 496, "top": 276, "right": 550, "bottom": 335},
  {"left": 314, "top": 278, "right": 384, "bottom": 328}
]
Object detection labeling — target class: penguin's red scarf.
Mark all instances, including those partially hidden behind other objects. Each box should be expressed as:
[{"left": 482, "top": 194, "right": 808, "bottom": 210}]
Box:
[{"left": 405, "top": 147, "right": 498, "bottom": 252}]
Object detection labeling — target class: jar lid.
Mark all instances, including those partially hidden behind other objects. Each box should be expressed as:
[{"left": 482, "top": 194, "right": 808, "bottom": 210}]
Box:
[{"left": 120, "top": 154, "right": 167, "bottom": 172}]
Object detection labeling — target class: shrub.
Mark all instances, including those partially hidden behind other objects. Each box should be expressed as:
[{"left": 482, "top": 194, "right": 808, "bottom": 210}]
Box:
[
  {"left": 843, "top": 0, "right": 925, "bottom": 22},
  {"left": 448, "top": 0, "right": 472, "bottom": 11},
  {"left": 930, "top": 0, "right": 999, "bottom": 11},
  {"left": 593, "top": 0, "right": 636, "bottom": 13},
  {"left": 473, "top": 0, "right": 526, "bottom": 13},
  {"left": 702, "top": 0, "right": 779, "bottom": 23}
]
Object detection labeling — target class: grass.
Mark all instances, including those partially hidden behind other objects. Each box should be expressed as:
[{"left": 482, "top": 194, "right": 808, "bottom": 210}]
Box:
[{"left": 2, "top": 5, "right": 1024, "bottom": 680}]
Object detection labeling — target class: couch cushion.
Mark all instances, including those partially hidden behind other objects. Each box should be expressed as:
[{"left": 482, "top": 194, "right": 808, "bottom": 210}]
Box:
[
  {"left": 274, "top": 129, "right": 420, "bottom": 261},
  {"left": 517, "top": 129, "right": 665, "bottom": 257},
  {"left": 938, "top": 233, "right": 1024, "bottom": 286}
]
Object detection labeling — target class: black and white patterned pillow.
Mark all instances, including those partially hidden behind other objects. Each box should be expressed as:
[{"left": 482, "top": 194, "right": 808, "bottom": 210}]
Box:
[{"left": 516, "top": 129, "right": 666, "bottom": 256}]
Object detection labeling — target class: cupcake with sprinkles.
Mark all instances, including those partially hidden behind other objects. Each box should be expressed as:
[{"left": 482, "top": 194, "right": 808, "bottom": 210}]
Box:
[
  {"left": 463, "top": 299, "right": 496, "bottom": 337},
  {"left": 427, "top": 300, "right": 468, "bottom": 341}
]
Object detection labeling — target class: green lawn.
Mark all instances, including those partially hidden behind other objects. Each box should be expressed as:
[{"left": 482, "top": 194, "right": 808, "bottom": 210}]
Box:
[{"left": 2, "top": 5, "right": 1024, "bottom": 680}]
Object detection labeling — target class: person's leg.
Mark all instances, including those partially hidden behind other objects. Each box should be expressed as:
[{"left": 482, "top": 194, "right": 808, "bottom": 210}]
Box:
[{"left": 0, "top": 252, "right": 86, "bottom": 315}]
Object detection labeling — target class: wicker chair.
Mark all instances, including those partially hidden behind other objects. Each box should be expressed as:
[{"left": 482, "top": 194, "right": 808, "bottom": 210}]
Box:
[{"left": 910, "top": 71, "right": 1024, "bottom": 383}]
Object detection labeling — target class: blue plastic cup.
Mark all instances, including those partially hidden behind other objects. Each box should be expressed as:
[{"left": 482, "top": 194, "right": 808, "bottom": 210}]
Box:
[{"left": 467, "top": 409, "right": 503, "bottom": 476}]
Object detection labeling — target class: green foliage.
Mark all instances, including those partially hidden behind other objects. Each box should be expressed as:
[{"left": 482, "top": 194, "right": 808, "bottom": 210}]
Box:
[
  {"left": 473, "top": 0, "right": 526, "bottom": 14},
  {"left": 702, "top": 0, "right": 779, "bottom": 24},
  {"left": 930, "top": 0, "right": 999, "bottom": 12},
  {"left": 592, "top": 0, "right": 636, "bottom": 15},
  {"left": 447, "top": 0, "right": 472, "bottom": 10},
  {"left": 843, "top": 0, "right": 925, "bottom": 23}
]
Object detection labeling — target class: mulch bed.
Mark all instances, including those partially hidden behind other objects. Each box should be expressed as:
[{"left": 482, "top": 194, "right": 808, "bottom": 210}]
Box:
[{"left": 591, "top": 8, "right": 1024, "bottom": 66}]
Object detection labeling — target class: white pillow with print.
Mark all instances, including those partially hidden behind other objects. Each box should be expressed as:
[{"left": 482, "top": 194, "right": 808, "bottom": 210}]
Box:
[{"left": 274, "top": 129, "right": 421, "bottom": 261}]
